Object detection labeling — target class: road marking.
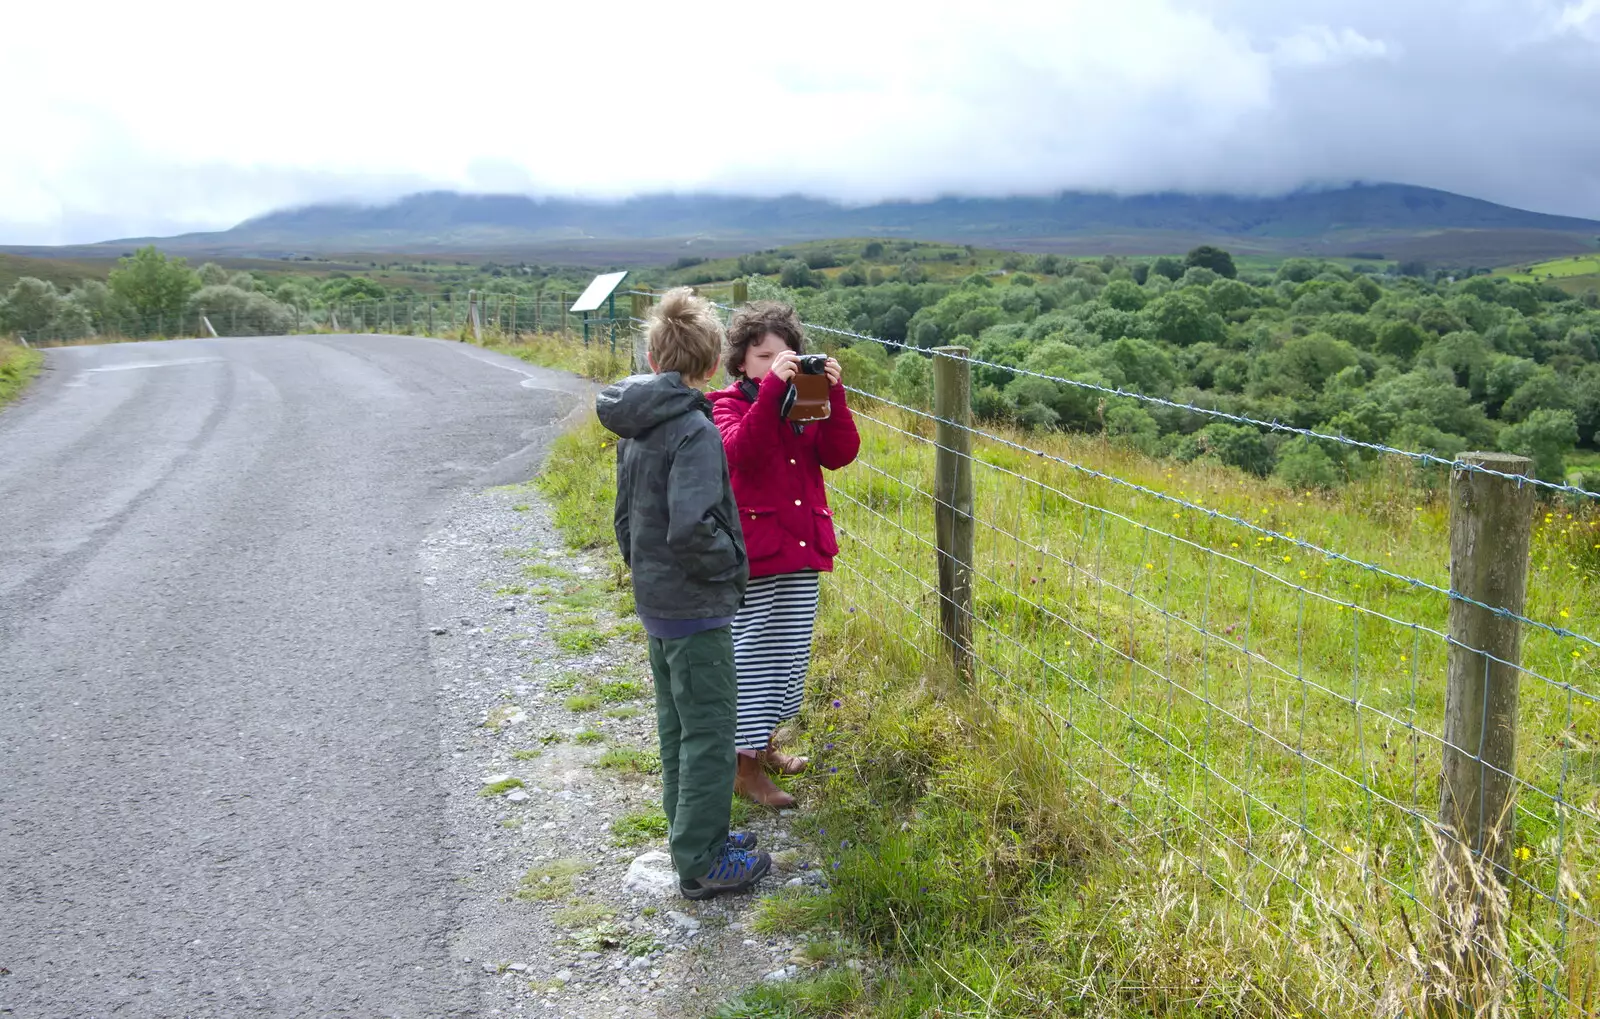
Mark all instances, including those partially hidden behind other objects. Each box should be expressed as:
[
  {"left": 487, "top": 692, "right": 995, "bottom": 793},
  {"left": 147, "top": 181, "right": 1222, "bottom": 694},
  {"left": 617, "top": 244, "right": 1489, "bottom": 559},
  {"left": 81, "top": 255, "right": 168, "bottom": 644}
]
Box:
[
  {"left": 84, "top": 358, "right": 223, "bottom": 373},
  {"left": 65, "top": 357, "right": 224, "bottom": 386}
]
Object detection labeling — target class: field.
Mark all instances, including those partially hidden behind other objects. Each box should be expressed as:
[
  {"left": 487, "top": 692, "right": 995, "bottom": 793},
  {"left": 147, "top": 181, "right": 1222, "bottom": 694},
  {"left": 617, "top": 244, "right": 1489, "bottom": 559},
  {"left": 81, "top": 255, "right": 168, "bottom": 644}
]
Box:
[
  {"left": 1497, "top": 253, "right": 1600, "bottom": 296},
  {"left": 529, "top": 331, "right": 1599, "bottom": 1016}
]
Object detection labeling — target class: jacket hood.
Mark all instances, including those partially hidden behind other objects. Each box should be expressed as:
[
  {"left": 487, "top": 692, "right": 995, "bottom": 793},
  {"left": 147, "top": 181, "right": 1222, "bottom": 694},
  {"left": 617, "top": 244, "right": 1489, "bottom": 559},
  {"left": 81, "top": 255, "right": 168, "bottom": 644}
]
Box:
[{"left": 596, "top": 372, "right": 709, "bottom": 439}]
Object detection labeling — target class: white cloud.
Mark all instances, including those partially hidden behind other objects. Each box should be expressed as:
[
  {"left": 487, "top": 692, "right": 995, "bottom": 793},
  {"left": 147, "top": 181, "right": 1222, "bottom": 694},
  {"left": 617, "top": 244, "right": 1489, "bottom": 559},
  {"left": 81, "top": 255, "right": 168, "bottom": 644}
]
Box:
[
  {"left": 1273, "top": 26, "right": 1391, "bottom": 67},
  {"left": 2, "top": 0, "right": 1598, "bottom": 243}
]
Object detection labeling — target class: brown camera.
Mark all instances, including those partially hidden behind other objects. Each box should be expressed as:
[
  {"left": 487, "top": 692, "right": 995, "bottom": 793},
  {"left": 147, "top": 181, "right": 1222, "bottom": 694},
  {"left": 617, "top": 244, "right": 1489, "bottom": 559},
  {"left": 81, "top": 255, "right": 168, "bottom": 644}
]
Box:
[{"left": 782, "top": 355, "right": 832, "bottom": 423}]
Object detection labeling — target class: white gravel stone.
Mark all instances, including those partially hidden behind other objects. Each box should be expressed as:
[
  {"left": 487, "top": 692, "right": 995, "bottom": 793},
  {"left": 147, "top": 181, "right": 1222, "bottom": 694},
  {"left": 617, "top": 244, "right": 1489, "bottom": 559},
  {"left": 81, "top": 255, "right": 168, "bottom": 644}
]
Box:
[{"left": 623, "top": 852, "right": 679, "bottom": 897}]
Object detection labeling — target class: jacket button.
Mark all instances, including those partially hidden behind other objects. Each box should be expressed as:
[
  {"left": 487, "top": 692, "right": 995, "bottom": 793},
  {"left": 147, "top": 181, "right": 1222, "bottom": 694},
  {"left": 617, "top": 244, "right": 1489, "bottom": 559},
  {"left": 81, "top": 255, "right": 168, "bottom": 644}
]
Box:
[
  {"left": 794, "top": 499, "right": 802, "bottom": 506},
  {"left": 799, "top": 541, "right": 807, "bottom": 548},
  {"left": 789, "top": 458, "right": 796, "bottom": 464}
]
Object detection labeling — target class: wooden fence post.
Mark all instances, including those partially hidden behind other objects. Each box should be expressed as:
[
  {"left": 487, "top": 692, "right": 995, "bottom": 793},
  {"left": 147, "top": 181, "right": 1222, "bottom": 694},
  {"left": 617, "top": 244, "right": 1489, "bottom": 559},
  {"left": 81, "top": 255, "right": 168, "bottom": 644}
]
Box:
[
  {"left": 631, "top": 287, "right": 654, "bottom": 374},
  {"left": 933, "top": 346, "right": 975, "bottom": 682},
  {"left": 732, "top": 280, "right": 748, "bottom": 305},
  {"left": 1437, "top": 451, "right": 1533, "bottom": 1007},
  {"left": 561, "top": 292, "right": 569, "bottom": 334}
]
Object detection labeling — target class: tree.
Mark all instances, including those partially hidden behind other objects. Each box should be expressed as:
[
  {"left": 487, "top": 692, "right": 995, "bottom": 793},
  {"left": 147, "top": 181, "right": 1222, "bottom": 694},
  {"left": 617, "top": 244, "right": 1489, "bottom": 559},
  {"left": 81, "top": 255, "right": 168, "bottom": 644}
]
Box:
[
  {"left": 321, "top": 276, "right": 387, "bottom": 303},
  {"left": 1274, "top": 437, "right": 1340, "bottom": 489},
  {"left": 889, "top": 352, "right": 932, "bottom": 410},
  {"left": 197, "top": 262, "right": 230, "bottom": 286},
  {"left": 1151, "top": 256, "right": 1185, "bottom": 282},
  {"left": 1375, "top": 319, "right": 1427, "bottom": 362},
  {"left": 1184, "top": 245, "right": 1237, "bottom": 279},
  {"left": 1142, "top": 290, "right": 1226, "bottom": 347},
  {"left": 108, "top": 246, "right": 199, "bottom": 321},
  {"left": 1185, "top": 423, "right": 1273, "bottom": 476},
  {"left": 1499, "top": 408, "right": 1579, "bottom": 482},
  {"left": 0, "top": 277, "right": 66, "bottom": 334},
  {"left": 1100, "top": 279, "right": 1148, "bottom": 312},
  {"left": 862, "top": 241, "right": 885, "bottom": 260}
]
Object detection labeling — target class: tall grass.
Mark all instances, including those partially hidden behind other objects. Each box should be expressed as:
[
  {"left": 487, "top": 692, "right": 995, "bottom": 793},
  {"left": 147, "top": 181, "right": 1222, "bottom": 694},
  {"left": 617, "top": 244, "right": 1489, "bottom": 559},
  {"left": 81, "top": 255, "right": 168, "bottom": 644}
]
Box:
[
  {"left": 0, "top": 338, "right": 44, "bottom": 408},
  {"left": 541, "top": 395, "right": 1599, "bottom": 1017}
]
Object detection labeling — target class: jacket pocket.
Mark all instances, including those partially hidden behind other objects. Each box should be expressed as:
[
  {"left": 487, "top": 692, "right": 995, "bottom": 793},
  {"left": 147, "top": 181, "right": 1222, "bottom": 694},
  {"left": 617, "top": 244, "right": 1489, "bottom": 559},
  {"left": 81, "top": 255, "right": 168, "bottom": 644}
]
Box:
[
  {"left": 738, "top": 506, "right": 783, "bottom": 562},
  {"left": 812, "top": 505, "right": 840, "bottom": 557}
]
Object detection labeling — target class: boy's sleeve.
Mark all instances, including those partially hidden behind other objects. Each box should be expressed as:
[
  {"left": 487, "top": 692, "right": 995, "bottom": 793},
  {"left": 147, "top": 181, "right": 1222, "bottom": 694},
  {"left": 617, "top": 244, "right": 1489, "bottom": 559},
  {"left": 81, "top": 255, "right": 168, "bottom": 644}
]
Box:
[
  {"left": 613, "top": 442, "right": 631, "bottom": 568},
  {"left": 666, "top": 426, "right": 740, "bottom": 579}
]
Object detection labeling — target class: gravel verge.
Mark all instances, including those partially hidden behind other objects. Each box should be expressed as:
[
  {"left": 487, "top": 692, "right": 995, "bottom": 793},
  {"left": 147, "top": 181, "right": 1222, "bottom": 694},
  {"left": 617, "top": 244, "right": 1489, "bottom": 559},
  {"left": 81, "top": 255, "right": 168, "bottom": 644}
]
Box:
[{"left": 420, "top": 479, "right": 836, "bottom": 1018}]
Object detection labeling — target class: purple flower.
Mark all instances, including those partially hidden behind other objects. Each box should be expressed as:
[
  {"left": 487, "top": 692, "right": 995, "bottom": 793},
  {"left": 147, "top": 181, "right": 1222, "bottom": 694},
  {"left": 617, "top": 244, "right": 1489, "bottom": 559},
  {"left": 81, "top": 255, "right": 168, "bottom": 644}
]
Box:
[
  {"left": 829, "top": 766, "right": 839, "bottom": 774},
  {"left": 831, "top": 699, "right": 842, "bottom": 708},
  {"left": 824, "top": 743, "right": 834, "bottom": 751}
]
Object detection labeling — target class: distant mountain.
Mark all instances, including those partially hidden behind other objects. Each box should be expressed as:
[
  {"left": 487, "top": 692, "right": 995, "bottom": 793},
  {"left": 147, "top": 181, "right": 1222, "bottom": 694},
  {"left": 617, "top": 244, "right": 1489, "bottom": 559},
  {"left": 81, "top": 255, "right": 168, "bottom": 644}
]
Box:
[{"left": 26, "top": 184, "right": 1600, "bottom": 262}]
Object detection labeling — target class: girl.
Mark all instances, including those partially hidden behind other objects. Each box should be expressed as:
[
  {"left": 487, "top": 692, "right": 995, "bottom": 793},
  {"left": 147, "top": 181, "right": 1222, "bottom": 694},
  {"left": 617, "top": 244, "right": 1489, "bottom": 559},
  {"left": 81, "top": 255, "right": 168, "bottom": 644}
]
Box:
[{"left": 708, "top": 302, "right": 860, "bottom": 808}]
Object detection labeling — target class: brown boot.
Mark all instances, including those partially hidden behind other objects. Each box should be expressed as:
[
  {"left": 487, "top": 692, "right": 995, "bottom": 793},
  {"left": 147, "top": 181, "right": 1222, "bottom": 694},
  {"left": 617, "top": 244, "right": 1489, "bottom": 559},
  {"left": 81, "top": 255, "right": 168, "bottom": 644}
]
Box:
[
  {"left": 757, "top": 741, "right": 809, "bottom": 776},
  {"left": 735, "top": 751, "right": 796, "bottom": 809}
]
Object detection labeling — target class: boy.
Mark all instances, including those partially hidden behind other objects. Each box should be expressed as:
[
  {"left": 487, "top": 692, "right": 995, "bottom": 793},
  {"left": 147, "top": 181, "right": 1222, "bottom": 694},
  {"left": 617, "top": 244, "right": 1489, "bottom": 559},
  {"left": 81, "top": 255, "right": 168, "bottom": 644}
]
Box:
[{"left": 595, "top": 287, "right": 772, "bottom": 900}]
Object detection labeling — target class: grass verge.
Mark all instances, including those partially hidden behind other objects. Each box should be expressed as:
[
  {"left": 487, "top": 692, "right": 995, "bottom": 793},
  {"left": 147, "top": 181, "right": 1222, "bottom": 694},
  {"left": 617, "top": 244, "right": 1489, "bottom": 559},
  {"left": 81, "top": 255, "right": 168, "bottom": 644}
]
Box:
[
  {"left": 538, "top": 404, "right": 1599, "bottom": 1017},
  {"left": 0, "top": 338, "right": 44, "bottom": 409}
]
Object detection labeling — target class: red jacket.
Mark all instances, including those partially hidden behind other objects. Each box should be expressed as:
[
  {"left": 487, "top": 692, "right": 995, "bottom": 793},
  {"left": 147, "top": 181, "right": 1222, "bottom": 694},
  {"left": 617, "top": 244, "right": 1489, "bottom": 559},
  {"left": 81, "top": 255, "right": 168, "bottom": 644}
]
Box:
[{"left": 708, "top": 372, "right": 860, "bottom": 579}]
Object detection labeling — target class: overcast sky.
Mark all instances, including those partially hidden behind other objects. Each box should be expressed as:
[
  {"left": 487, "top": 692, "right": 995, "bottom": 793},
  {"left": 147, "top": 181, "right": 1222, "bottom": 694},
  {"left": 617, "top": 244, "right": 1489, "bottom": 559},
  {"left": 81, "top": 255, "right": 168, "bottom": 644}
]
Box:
[{"left": 4, "top": 0, "right": 1599, "bottom": 244}]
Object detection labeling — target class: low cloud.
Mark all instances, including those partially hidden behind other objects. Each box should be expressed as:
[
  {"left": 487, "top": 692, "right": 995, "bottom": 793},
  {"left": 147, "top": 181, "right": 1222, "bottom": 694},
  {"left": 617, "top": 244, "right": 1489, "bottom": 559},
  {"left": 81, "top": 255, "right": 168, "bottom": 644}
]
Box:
[{"left": 3, "top": 0, "right": 1598, "bottom": 244}]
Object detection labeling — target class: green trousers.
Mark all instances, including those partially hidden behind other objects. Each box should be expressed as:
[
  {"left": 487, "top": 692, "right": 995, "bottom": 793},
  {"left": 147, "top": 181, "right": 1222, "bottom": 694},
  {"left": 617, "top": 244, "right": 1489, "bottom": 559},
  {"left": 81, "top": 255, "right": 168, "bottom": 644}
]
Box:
[{"left": 648, "top": 626, "right": 737, "bottom": 882}]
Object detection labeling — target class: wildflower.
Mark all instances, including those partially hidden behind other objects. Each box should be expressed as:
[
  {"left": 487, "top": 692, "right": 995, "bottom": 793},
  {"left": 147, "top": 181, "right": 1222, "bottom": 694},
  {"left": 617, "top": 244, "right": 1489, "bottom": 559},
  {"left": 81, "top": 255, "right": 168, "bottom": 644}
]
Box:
[
  {"left": 1231, "top": 542, "right": 1240, "bottom": 548},
  {"left": 1341, "top": 844, "right": 1354, "bottom": 854},
  {"left": 1266, "top": 536, "right": 1275, "bottom": 543},
  {"left": 1514, "top": 846, "right": 1532, "bottom": 862},
  {"left": 824, "top": 743, "right": 834, "bottom": 751},
  {"left": 1172, "top": 512, "right": 1180, "bottom": 519},
  {"left": 1282, "top": 555, "right": 1291, "bottom": 563},
  {"left": 831, "top": 699, "right": 842, "bottom": 708},
  {"left": 830, "top": 766, "right": 839, "bottom": 774},
  {"left": 1300, "top": 570, "right": 1308, "bottom": 579},
  {"left": 1573, "top": 651, "right": 1583, "bottom": 659},
  {"left": 1144, "top": 562, "right": 1154, "bottom": 570},
  {"left": 1400, "top": 655, "right": 1408, "bottom": 663},
  {"left": 1561, "top": 609, "right": 1571, "bottom": 619}
]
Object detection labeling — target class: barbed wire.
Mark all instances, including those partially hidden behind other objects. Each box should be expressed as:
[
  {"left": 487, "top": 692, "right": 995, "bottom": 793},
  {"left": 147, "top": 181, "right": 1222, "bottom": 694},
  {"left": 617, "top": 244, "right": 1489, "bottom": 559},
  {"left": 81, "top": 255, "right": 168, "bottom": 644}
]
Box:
[
  {"left": 845, "top": 386, "right": 1600, "bottom": 665},
  {"left": 833, "top": 424, "right": 1582, "bottom": 1006},
  {"left": 828, "top": 389, "right": 1591, "bottom": 1007},
  {"left": 627, "top": 290, "right": 1600, "bottom": 502}
]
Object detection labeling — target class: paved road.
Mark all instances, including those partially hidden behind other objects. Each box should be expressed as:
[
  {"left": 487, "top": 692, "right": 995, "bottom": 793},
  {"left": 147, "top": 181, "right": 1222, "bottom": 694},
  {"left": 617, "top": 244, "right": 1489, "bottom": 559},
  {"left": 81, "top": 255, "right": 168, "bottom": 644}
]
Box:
[{"left": 0, "top": 335, "right": 587, "bottom": 1018}]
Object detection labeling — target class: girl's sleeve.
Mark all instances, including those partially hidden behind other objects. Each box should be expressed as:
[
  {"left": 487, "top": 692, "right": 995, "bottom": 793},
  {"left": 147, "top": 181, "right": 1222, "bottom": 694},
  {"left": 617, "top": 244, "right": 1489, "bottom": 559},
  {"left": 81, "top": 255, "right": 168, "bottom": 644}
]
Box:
[
  {"left": 714, "top": 373, "right": 789, "bottom": 471},
  {"left": 816, "top": 384, "right": 861, "bottom": 470}
]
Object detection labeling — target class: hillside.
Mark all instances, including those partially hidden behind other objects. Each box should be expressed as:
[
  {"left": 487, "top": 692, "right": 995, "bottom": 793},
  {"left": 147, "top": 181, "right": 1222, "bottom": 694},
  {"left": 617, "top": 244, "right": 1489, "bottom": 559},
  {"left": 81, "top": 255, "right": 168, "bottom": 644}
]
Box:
[{"left": 38, "top": 183, "right": 1600, "bottom": 263}]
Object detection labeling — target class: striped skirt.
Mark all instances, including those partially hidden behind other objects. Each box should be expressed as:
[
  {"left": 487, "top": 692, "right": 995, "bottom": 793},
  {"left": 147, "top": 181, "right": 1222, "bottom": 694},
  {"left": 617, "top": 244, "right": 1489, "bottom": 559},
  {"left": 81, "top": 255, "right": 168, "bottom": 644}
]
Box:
[{"left": 732, "top": 570, "right": 821, "bottom": 752}]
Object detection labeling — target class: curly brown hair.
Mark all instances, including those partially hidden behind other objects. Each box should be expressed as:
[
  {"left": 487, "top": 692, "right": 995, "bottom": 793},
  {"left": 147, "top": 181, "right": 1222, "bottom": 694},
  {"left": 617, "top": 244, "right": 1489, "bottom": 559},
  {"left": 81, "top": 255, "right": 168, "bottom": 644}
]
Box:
[{"left": 723, "top": 301, "right": 805, "bottom": 380}]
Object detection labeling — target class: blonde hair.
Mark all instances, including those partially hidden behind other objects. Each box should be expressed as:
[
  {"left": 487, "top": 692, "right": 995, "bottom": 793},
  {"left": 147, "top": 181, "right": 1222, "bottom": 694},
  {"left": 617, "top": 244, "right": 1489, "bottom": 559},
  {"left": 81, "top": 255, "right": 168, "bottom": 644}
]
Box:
[{"left": 648, "top": 287, "right": 723, "bottom": 380}]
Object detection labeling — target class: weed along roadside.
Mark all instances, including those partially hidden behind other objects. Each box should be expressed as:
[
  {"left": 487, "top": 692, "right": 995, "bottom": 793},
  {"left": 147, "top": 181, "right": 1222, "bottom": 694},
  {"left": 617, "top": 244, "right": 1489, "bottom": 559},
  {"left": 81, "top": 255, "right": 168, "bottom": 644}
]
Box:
[{"left": 0, "top": 337, "right": 44, "bottom": 409}]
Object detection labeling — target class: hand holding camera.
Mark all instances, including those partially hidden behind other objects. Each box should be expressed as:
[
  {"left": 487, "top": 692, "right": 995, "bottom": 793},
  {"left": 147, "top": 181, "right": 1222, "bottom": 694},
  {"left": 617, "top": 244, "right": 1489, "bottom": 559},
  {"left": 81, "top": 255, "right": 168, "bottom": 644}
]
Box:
[{"left": 779, "top": 354, "right": 837, "bottom": 422}]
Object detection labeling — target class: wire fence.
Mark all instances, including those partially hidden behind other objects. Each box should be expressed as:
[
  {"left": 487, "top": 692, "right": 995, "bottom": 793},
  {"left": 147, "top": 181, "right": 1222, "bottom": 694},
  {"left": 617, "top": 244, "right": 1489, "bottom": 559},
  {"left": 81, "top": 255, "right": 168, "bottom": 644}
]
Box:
[
  {"left": 14, "top": 290, "right": 589, "bottom": 346},
  {"left": 619, "top": 289, "right": 1599, "bottom": 1015}
]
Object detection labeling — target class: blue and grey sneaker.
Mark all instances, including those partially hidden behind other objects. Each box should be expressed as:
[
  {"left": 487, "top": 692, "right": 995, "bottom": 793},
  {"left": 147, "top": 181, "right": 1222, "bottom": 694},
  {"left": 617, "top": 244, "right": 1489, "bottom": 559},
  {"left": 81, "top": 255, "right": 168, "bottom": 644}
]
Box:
[
  {"left": 726, "top": 832, "right": 759, "bottom": 851},
  {"left": 680, "top": 845, "right": 772, "bottom": 900}
]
